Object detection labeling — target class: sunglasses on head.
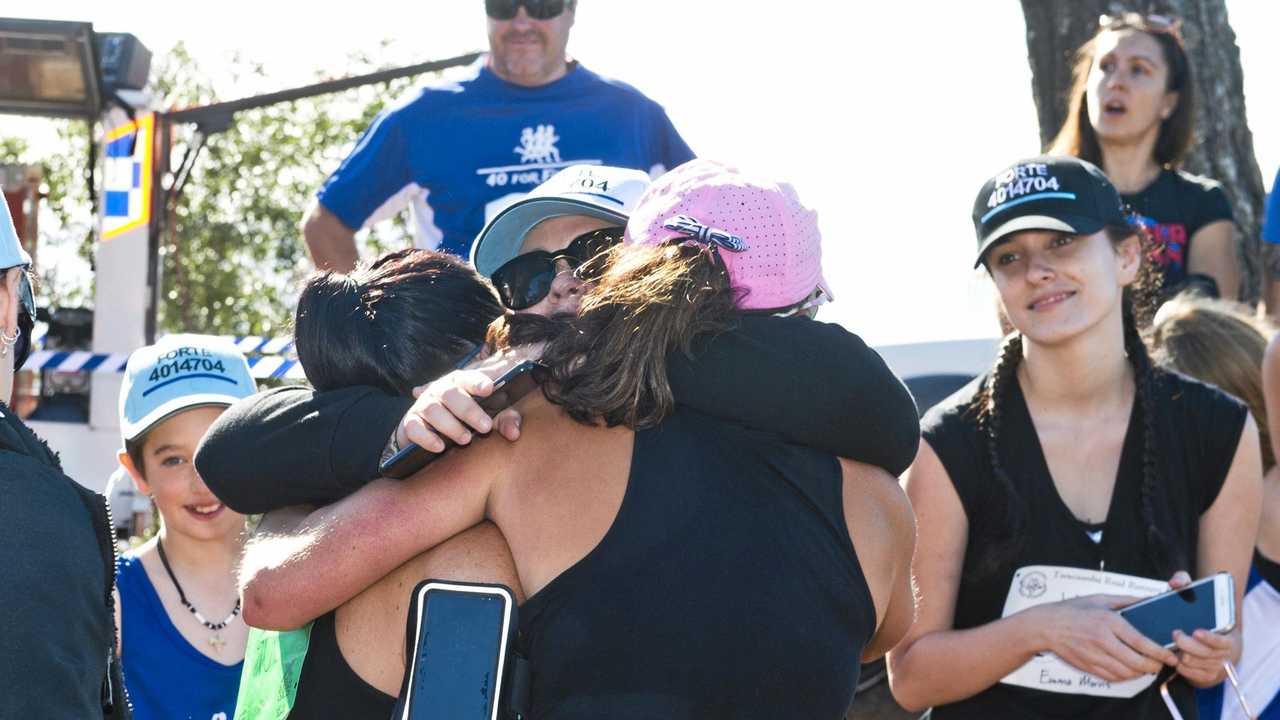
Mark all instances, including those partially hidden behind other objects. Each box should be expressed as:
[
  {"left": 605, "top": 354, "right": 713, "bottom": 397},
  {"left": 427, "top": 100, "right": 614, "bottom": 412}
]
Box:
[
  {"left": 1099, "top": 11, "right": 1183, "bottom": 36},
  {"left": 485, "top": 0, "right": 569, "bottom": 21},
  {"left": 491, "top": 226, "right": 624, "bottom": 310}
]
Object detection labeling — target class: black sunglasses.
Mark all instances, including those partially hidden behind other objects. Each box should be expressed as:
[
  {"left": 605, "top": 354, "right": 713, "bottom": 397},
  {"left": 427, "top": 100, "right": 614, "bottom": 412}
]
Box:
[
  {"left": 491, "top": 226, "right": 623, "bottom": 310},
  {"left": 485, "top": 0, "right": 568, "bottom": 21}
]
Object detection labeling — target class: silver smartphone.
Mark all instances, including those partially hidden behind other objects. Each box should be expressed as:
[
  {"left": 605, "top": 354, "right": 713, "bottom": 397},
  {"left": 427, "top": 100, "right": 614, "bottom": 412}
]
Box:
[{"left": 1118, "top": 572, "right": 1235, "bottom": 649}]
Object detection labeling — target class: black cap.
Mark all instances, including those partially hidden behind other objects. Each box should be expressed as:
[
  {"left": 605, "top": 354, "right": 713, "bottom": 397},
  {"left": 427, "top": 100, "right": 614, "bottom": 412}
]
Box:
[{"left": 972, "top": 156, "right": 1127, "bottom": 267}]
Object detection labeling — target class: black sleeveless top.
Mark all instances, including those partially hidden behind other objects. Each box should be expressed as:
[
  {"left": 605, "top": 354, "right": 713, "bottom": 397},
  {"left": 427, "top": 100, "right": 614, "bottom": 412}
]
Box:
[
  {"left": 921, "top": 371, "right": 1246, "bottom": 720},
  {"left": 288, "top": 611, "right": 394, "bottom": 719},
  {"left": 518, "top": 406, "right": 876, "bottom": 719}
]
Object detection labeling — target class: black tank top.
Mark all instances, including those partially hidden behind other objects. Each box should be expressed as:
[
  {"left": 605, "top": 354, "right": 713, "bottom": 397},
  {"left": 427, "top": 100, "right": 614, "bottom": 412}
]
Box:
[
  {"left": 921, "top": 371, "right": 1246, "bottom": 720},
  {"left": 518, "top": 406, "right": 876, "bottom": 719},
  {"left": 288, "top": 610, "right": 394, "bottom": 719}
]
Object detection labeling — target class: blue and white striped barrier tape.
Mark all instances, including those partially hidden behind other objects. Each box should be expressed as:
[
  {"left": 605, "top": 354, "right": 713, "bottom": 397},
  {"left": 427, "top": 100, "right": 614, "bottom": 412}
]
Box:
[
  {"left": 24, "top": 349, "right": 307, "bottom": 380},
  {"left": 30, "top": 324, "right": 297, "bottom": 357}
]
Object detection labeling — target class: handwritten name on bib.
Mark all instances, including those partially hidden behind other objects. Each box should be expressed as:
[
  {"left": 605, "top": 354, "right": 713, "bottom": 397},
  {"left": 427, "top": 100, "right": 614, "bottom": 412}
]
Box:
[{"left": 999, "top": 565, "right": 1169, "bottom": 698}]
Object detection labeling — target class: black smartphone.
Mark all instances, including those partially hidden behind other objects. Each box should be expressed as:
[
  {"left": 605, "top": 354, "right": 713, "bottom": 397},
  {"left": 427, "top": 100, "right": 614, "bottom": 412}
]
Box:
[
  {"left": 1118, "top": 572, "right": 1235, "bottom": 649},
  {"left": 379, "top": 360, "right": 544, "bottom": 479},
  {"left": 397, "top": 580, "right": 517, "bottom": 720}
]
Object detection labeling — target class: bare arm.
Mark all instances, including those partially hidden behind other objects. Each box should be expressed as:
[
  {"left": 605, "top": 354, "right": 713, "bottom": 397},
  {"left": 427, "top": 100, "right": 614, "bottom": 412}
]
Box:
[
  {"left": 887, "top": 441, "right": 1042, "bottom": 711},
  {"left": 886, "top": 442, "right": 1173, "bottom": 712},
  {"left": 1187, "top": 220, "right": 1240, "bottom": 301},
  {"left": 301, "top": 200, "right": 359, "bottom": 273},
  {"left": 239, "top": 437, "right": 512, "bottom": 630},
  {"left": 1172, "top": 414, "right": 1263, "bottom": 687},
  {"left": 839, "top": 457, "right": 917, "bottom": 662}
]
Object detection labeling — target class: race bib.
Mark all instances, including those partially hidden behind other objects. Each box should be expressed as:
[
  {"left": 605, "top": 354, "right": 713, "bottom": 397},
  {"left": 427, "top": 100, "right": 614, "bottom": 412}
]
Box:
[{"left": 999, "top": 565, "right": 1168, "bottom": 698}]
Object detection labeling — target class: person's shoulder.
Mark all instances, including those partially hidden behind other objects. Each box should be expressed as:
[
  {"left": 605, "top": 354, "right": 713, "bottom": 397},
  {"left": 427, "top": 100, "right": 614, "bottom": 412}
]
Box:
[
  {"left": 1160, "top": 367, "right": 1244, "bottom": 410},
  {"left": 1167, "top": 168, "right": 1227, "bottom": 197},
  {"left": 116, "top": 547, "right": 145, "bottom": 574},
  {"left": 382, "top": 61, "right": 489, "bottom": 116},
  {"left": 920, "top": 373, "right": 987, "bottom": 436},
  {"left": 572, "top": 63, "right": 668, "bottom": 107},
  {"left": 1157, "top": 368, "right": 1248, "bottom": 433}
]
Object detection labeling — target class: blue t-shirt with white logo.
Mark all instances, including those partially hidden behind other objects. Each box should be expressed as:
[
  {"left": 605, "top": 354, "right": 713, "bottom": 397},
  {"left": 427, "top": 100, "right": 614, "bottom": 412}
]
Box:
[{"left": 317, "top": 58, "right": 694, "bottom": 257}]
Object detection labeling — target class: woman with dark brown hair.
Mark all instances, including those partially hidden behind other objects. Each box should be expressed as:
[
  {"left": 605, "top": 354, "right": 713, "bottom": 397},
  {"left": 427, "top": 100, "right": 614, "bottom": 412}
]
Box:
[
  {"left": 888, "top": 156, "right": 1261, "bottom": 719},
  {"left": 237, "top": 160, "right": 918, "bottom": 718},
  {"left": 1048, "top": 12, "right": 1238, "bottom": 301}
]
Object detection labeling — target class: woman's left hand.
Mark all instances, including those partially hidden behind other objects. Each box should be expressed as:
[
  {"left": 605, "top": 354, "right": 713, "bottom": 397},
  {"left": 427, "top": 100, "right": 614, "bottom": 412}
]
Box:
[
  {"left": 1166, "top": 571, "right": 1238, "bottom": 687},
  {"left": 1172, "top": 628, "right": 1235, "bottom": 686}
]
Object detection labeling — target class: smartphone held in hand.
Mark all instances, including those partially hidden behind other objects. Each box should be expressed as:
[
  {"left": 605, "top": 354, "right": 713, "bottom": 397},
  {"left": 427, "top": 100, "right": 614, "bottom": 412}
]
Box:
[
  {"left": 1118, "top": 572, "right": 1235, "bottom": 649},
  {"left": 380, "top": 360, "right": 545, "bottom": 479}
]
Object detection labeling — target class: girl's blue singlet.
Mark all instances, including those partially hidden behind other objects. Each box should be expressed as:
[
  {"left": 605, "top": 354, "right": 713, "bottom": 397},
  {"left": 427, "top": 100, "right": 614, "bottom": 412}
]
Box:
[{"left": 116, "top": 553, "right": 243, "bottom": 720}]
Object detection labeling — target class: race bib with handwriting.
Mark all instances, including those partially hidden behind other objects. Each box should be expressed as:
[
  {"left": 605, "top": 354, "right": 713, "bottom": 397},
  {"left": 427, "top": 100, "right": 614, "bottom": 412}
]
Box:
[{"left": 999, "top": 565, "right": 1169, "bottom": 698}]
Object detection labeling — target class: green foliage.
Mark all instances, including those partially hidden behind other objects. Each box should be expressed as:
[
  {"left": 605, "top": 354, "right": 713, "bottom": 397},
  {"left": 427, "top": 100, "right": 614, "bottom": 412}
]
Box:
[
  {"left": 154, "top": 43, "right": 417, "bottom": 336},
  {"left": 3, "top": 41, "right": 432, "bottom": 336},
  {"left": 0, "top": 120, "right": 95, "bottom": 308}
]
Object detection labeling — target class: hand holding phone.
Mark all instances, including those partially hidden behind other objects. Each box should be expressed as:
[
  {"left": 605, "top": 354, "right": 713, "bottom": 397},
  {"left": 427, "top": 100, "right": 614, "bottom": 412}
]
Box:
[
  {"left": 1118, "top": 572, "right": 1235, "bottom": 650},
  {"left": 381, "top": 361, "right": 544, "bottom": 479}
]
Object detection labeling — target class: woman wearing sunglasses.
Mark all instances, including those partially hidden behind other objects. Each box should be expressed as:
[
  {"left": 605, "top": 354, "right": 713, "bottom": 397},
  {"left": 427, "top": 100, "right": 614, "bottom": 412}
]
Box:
[
  {"left": 237, "top": 160, "right": 917, "bottom": 718},
  {"left": 887, "top": 156, "right": 1260, "bottom": 720},
  {"left": 1048, "top": 12, "right": 1238, "bottom": 302},
  {"left": 200, "top": 165, "right": 918, "bottom": 517}
]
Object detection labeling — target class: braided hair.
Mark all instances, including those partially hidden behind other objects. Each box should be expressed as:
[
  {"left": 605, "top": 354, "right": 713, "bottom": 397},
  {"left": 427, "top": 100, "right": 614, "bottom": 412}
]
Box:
[{"left": 970, "top": 225, "right": 1180, "bottom": 579}]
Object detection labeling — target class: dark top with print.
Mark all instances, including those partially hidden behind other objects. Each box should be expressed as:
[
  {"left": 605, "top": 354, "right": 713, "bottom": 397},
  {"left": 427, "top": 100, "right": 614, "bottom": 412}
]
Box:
[
  {"left": 920, "top": 371, "right": 1246, "bottom": 720},
  {"left": 1121, "top": 169, "right": 1233, "bottom": 297}
]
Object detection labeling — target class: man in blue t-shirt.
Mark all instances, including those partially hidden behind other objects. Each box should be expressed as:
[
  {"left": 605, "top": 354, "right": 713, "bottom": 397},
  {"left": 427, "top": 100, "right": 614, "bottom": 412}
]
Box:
[{"left": 304, "top": 0, "right": 695, "bottom": 271}]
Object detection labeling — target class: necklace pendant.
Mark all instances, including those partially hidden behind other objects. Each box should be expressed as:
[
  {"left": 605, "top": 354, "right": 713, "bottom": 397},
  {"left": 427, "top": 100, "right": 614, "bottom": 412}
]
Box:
[{"left": 209, "top": 632, "right": 226, "bottom": 652}]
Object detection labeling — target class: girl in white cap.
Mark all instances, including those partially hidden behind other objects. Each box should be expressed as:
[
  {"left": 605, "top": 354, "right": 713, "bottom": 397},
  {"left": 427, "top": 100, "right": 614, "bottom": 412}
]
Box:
[{"left": 113, "top": 335, "right": 259, "bottom": 720}]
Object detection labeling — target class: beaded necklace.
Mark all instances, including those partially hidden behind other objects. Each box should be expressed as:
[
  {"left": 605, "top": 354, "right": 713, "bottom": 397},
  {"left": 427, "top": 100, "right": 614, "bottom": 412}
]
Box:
[{"left": 156, "top": 539, "right": 241, "bottom": 652}]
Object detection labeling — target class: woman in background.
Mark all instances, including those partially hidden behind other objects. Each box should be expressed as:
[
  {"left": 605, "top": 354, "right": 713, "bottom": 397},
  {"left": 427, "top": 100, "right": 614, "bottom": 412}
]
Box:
[{"left": 1049, "top": 12, "right": 1238, "bottom": 300}]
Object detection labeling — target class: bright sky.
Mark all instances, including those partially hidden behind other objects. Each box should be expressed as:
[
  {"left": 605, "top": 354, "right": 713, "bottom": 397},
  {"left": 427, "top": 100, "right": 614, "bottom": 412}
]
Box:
[{"left": 9, "top": 1, "right": 1280, "bottom": 345}]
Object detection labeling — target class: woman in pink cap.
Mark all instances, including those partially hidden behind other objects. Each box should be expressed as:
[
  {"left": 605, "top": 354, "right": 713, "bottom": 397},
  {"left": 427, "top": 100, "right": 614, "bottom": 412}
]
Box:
[{"left": 240, "top": 159, "right": 917, "bottom": 719}]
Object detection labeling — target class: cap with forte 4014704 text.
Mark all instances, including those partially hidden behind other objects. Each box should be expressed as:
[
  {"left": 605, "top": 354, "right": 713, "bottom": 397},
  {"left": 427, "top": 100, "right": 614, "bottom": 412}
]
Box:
[
  {"left": 118, "top": 334, "right": 257, "bottom": 444},
  {"left": 471, "top": 164, "right": 652, "bottom": 277},
  {"left": 972, "top": 155, "right": 1128, "bottom": 267}
]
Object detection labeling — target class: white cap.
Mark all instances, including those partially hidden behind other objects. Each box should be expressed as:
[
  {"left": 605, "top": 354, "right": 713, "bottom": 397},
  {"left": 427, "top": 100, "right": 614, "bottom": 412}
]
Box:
[
  {"left": 470, "top": 165, "right": 651, "bottom": 277},
  {"left": 0, "top": 189, "right": 32, "bottom": 269},
  {"left": 118, "top": 334, "right": 257, "bottom": 444}
]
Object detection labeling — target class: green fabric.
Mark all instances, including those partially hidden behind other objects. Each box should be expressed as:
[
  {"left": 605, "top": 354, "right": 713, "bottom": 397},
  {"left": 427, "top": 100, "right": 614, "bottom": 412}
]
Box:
[{"left": 233, "top": 624, "right": 313, "bottom": 720}]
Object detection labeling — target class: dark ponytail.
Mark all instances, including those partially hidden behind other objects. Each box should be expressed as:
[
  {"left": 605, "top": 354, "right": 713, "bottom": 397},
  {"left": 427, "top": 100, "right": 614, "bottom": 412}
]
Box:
[
  {"left": 1121, "top": 300, "right": 1179, "bottom": 576},
  {"left": 970, "top": 332, "right": 1031, "bottom": 578}
]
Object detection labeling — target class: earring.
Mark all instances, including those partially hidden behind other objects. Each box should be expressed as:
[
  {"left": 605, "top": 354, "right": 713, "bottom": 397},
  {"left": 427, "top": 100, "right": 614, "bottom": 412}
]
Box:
[{"left": 0, "top": 325, "right": 18, "bottom": 358}]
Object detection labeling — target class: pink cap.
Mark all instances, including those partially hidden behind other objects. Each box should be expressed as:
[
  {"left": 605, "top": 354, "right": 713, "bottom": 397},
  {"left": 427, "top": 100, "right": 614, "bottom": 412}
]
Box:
[{"left": 624, "top": 159, "right": 831, "bottom": 311}]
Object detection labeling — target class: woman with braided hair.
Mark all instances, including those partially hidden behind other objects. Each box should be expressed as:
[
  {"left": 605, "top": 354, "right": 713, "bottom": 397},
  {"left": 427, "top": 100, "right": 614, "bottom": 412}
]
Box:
[{"left": 887, "top": 156, "right": 1262, "bottom": 720}]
